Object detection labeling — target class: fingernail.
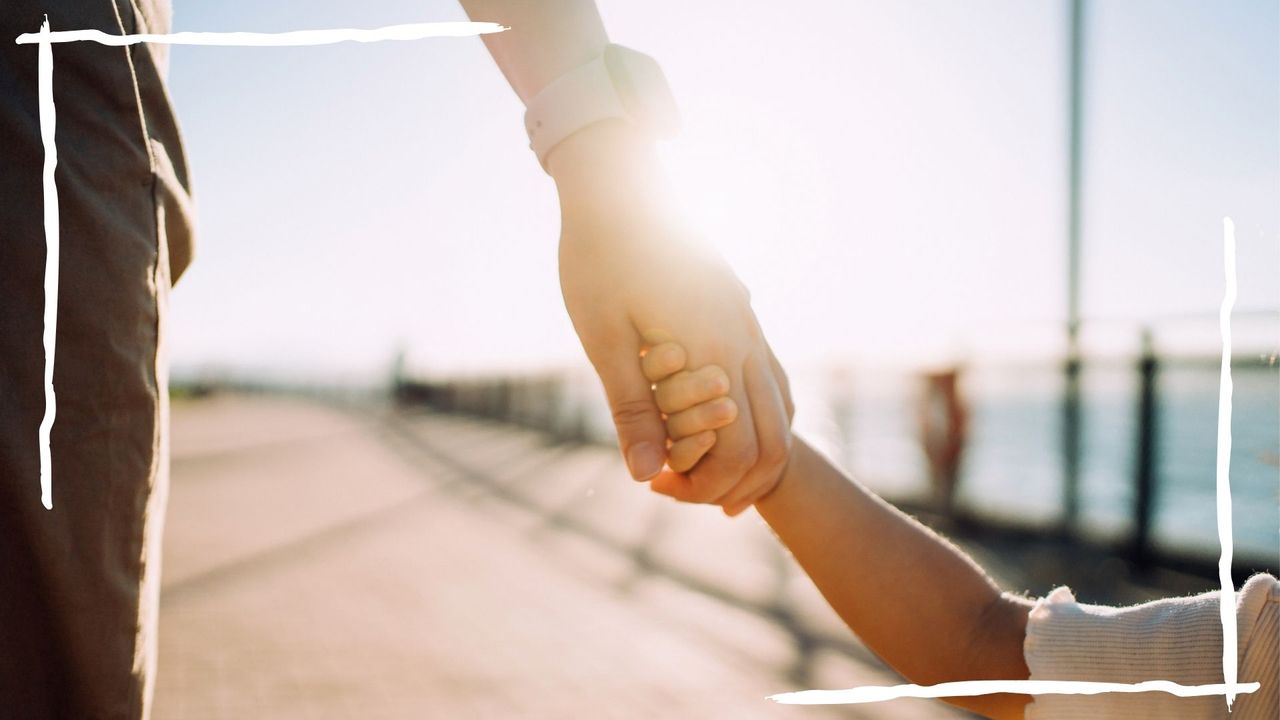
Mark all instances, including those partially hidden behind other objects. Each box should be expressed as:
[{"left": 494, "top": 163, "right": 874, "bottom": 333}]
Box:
[{"left": 626, "top": 442, "right": 663, "bottom": 481}]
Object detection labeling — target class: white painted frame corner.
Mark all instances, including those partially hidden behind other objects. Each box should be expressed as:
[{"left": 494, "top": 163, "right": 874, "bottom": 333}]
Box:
[{"left": 13, "top": 16, "right": 1259, "bottom": 711}]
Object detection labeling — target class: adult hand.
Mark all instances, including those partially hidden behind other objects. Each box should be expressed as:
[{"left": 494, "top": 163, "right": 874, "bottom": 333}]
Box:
[{"left": 551, "top": 121, "right": 794, "bottom": 515}]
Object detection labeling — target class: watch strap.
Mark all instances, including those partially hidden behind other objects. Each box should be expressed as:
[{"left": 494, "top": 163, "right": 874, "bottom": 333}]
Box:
[{"left": 524, "top": 51, "right": 629, "bottom": 171}]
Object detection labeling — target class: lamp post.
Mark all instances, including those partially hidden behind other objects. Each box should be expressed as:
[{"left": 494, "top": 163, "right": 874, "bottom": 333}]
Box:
[{"left": 1061, "top": 0, "right": 1087, "bottom": 537}]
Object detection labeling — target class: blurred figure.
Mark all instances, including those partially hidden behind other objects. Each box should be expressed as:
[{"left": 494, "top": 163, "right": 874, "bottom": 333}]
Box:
[{"left": 917, "top": 367, "right": 969, "bottom": 517}]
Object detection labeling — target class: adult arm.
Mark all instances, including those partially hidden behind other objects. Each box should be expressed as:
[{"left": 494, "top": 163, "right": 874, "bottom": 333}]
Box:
[
  {"left": 458, "top": 0, "right": 793, "bottom": 510},
  {"left": 755, "top": 437, "right": 1033, "bottom": 719}
]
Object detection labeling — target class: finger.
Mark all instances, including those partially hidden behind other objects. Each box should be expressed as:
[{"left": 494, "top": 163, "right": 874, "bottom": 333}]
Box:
[
  {"left": 650, "top": 467, "right": 691, "bottom": 499},
  {"left": 666, "top": 396, "right": 738, "bottom": 440},
  {"left": 715, "top": 351, "right": 792, "bottom": 515},
  {"left": 641, "top": 341, "right": 687, "bottom": 384},
  {"left": 666, "top": 430, "right": 716, "bottom": 473},
  {"left": 654, "top": 365, "right": 731, "bottom": 415},
  {"left": 582, "top": 326, "right": 668, "bottom": 481},
  {"left": 674, "top": 368, "right": 758, "bottom": 504}
]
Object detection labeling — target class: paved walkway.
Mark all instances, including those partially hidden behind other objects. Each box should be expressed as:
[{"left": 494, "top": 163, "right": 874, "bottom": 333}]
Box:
[{"left": 153, "top": 393, "right": 966, "bottom": 719}]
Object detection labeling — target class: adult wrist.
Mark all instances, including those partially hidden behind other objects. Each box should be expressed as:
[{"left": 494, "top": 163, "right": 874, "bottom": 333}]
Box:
[
  {"left": 549, "top": 120, "right": 673, "bottom": 231},
  {"left": 547, "top": 120, "right": 660, "bottom": 189}
]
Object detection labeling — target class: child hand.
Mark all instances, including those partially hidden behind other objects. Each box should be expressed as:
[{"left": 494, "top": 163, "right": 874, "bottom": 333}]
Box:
[{"left": 640, "top": 339, "right": 738, "bottom": 474}]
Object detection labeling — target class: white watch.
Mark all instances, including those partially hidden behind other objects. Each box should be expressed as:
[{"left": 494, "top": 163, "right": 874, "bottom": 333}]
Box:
[{"left": 523, "top": 44, "right": 680, "bottom": 171}]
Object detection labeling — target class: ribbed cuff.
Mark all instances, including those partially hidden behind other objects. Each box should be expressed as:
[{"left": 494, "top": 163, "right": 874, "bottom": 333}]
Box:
[{"left": 1022, "top": 574, "right": 1278, "bottom": 720}]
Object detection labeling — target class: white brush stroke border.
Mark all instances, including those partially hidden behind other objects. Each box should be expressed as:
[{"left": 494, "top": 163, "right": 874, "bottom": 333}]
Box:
[
  {"left": 14, "top": 17, "right": 1260, "bottom": 711},
  {"left": 1216, "top": 217, "right": 1239, "bottom": 705},
  {"left": 33, "top": 19, "right": 58, "bottom": 511},
  {"left": 15, "top": 21, "right": 507, "bottom": 47}
]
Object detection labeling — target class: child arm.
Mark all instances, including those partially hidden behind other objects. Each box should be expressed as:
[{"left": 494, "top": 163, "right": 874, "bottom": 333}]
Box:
[
  {"left": 757, "top": 439, "right": 1033, "bottom": 719},
  {"left": 643, "top": 342, "right": 1032, "bottom": 718}
]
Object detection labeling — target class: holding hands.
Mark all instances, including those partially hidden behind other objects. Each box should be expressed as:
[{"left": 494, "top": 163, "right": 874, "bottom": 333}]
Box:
[
  {"left": 637, "top": 335, "right": 783, "bottom": 516},
  {"left": 553, "top": 122, "right": 793, "bottom": 516},
  {"left": 640, "top": 337, "right": 735, "bottom": 473}
]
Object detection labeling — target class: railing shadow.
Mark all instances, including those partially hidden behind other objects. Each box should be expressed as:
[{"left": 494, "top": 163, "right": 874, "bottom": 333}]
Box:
[{"left": 369, "top": 403, "right": 889, "bottom": 692}]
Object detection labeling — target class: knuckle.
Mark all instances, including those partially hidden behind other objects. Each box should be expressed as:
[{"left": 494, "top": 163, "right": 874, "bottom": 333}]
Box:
[{"left": 610, "top": 397, "right": 654, "bottom": 427}]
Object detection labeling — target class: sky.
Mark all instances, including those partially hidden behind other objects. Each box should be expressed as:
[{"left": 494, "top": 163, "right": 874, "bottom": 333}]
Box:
[{"left": 160, "top": 0, "right": 1279, "bottom": 381}]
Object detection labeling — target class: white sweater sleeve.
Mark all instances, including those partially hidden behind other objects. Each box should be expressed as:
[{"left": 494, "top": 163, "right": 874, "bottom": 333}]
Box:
[{"left": 1022, "top": 573, "right": 1278, "bottom": 720}]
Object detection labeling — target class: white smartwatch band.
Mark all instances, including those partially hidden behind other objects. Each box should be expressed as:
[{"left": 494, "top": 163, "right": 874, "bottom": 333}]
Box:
[{"left": 523, "top": 45, "right": 679, "bottom": 172}]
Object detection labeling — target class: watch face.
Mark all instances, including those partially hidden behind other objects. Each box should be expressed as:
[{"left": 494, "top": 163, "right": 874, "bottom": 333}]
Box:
[{"left": 604, "top": 44, "right": 681, "bottom": 139}]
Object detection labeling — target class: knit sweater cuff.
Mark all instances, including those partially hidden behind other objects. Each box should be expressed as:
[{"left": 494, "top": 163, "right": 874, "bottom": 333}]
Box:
[{"left": 1022, "top": 573, "right": 1277, "bottom": 720}]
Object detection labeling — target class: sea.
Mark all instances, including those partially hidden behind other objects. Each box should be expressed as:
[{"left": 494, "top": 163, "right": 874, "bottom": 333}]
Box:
[{"left": 803, "top": 360, "right": 1279, "bottom": 564}]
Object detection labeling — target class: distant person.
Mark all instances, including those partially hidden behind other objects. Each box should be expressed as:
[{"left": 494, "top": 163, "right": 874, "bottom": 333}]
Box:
[
  {"left": 918, "top": 367, "right": 969, "bottom": 517},
  {"left": 1, "top": 1, "right": 789, "bottom": 716},
  {"left": 639, "top": 339, "right": 1278, "bottom": 720}
]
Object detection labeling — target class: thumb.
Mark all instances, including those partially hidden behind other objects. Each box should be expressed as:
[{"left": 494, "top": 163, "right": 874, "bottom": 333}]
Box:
[{"left": 587, "top": 329, "right": 668, "bottom": 482}]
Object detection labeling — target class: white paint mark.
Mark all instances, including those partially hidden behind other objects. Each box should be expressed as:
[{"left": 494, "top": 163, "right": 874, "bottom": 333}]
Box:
[
  {"left": 15, "top": 17, "right": 1251, "bottom": 713},
  {"left": 1216, "top": 217, "right": 1238, "bottom": 708},
  {"left": 36, "top": 16, "right": 57, "bottom": 511},
  {"left": 769, "top": 680, "right": 1262, "bottom": 705},
  {"left": 14, "top": 22, "right": 506, "bottom": 47}
]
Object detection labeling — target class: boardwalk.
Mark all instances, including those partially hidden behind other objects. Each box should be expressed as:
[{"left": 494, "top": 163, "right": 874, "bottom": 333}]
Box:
[{"left": 153, "top": 393, "right": 967, "bottom": 719}]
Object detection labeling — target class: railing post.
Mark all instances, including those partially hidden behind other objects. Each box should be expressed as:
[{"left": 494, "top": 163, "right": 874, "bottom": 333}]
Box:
[
  {"left": 1131, "top": 329, "right": 1159, "bottom": 569},
  {"left": 1061, "top": 0, "right": 1087, "bottom": 540},
  {"left": 1062, "top": 349, "right": 1082, "bottom": 537}
]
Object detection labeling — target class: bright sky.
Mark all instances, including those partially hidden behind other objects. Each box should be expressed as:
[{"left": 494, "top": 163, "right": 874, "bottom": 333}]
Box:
[{"left": 163, "top": 0, "right": 1279, "bottom": 381}]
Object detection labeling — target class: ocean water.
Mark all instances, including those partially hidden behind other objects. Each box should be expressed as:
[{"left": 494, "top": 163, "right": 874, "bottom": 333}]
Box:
[{"left": 827, "top": 362, "right": 1279, "bottom": 562}]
